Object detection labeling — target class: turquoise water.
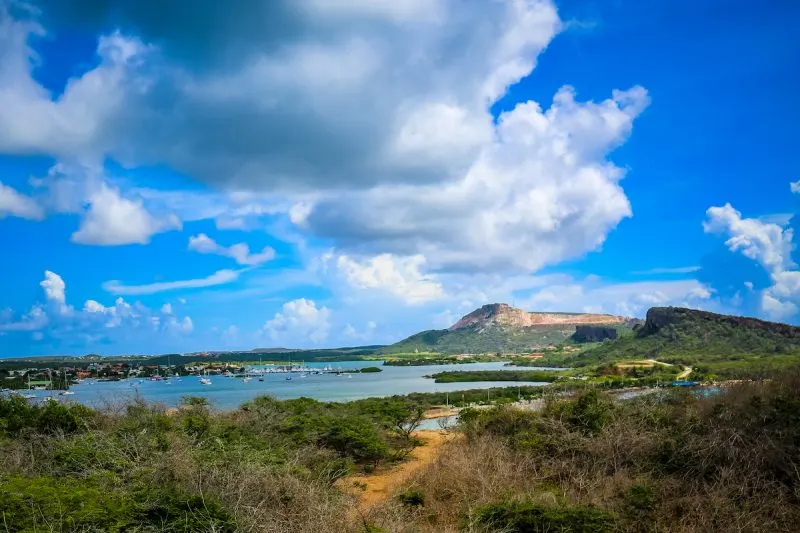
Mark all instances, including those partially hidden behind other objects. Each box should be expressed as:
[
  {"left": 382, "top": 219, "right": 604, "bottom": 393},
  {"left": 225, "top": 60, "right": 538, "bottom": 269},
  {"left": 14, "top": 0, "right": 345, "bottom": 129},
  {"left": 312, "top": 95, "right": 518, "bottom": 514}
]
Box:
[{"left": 36, "top": 361, "right": 553, "bottom": 410}]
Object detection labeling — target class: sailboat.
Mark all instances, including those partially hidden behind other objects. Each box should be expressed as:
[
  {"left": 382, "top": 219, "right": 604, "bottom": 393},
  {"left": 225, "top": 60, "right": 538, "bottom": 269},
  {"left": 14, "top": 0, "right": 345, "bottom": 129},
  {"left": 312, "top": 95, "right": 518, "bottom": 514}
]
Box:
[
  {"left": 23, "top": 373, "right": 36, "bottom": 399},
  {"left": 59, "top": 369, "right": 75, "bottom": 395},
  {"left": 199, "top": 368, "right": 212, "bottom": 386}
]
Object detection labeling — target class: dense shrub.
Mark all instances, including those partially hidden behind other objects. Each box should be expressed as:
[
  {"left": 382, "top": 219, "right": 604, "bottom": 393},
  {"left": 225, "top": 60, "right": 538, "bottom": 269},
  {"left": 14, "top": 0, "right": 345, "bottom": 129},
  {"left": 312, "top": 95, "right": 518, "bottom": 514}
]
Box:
[
  {"left": 474, "top": 499, "right": 616, "bottom": 532},
  {"left": 0, "top": 475, "right": 235, "bottom": 532},
  {"left": 0, "top": 396, "right": 94, "bottom": 436}
]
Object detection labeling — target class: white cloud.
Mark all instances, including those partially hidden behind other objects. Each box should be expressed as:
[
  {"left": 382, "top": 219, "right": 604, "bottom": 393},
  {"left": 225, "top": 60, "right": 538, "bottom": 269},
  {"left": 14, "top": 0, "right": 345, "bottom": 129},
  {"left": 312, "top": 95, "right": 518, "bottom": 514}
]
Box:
[
  {"left": 326, "top": 253, "right": 445, "bottom": 304},
  {"left": 2, "top": 272, "right": 194, "bottom": 343},
  {"left": 40, "top": 270, "right": 66, "bottom": 305},
  {"left": 520, "top": 278, "right": 714, "bottom": 318},
  {"left": 165, "top": 315, "right": 193, "bottom": 334},
  {"left": 102, "top": 269, "right": 242, "bottom": 295},
  {"left": 0, "top": 305, "right": 47, "bottom": 332},
  {"left": 83, "top": 299, "right": 108, "bottom": 313},
  {"left": 704, "top": 203, "right": 794, "bottom": 274},
  {"left": 188, "top": 233, "right": 276, "bottom": 266},
  {"left": 0, "top": 181, "right": 44, "bottom": 220},
  {"left": 0, "top": 1, "right": 560, "bottom": 193},
  {"left": 160, "top": 303, "right": 173, "bottom": 314},
  {"left": 72, "top": 183, "right": 181, "bottom": 246},
  {"left": 705, "top": 201, "right": 799, "bottom": 321},
  {"left": 309, "top": 86, "right": 648, "bottom": 272},
  {"left": 0, "top": 2, "right": 652, "bottom": 277},
  {"left": 263, "top": 298, "right": 331, "bottom": 344},
  {"left": 343, "top": 320, "right": 377, "bottom": 340},
  {"left": 791, "top": 180, "right": 800, "bottom": 194},
  {"left": 632, "top": 266, "right": 701, "bottom": 275}
]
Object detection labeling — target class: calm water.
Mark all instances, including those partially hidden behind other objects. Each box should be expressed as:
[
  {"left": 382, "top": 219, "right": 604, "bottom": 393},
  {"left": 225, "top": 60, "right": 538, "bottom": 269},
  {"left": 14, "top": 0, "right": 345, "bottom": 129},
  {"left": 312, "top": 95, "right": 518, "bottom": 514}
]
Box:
[{"left": 38, "top": 361, "right": 553, "bottom": 410}]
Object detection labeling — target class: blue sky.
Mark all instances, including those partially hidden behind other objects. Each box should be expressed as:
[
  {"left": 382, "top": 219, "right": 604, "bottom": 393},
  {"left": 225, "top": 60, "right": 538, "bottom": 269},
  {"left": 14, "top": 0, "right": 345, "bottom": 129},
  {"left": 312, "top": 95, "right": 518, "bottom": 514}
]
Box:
[{"left": 0, "top": 0, "right": 798, "bottom": 357}]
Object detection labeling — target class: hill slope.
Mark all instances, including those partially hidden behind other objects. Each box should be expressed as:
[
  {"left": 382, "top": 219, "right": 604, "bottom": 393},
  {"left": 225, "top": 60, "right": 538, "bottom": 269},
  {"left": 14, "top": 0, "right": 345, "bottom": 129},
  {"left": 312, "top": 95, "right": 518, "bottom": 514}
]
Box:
[
  {"left": 382, "top": 303, "right": 632, "bottom": 355},
  {"left": 566, "top": 306, "right": 800, "bottom": 368}
]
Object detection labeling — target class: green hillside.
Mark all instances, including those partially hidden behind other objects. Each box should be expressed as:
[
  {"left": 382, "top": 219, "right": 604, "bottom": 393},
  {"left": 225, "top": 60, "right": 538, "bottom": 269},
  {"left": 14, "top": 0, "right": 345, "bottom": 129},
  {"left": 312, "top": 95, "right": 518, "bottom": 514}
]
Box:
[
  {"left": 381, "top": 324, "right": 611, "bottom": 355},
  {"left": 563, "top": 307, "right": 800, "bottom": 375}
]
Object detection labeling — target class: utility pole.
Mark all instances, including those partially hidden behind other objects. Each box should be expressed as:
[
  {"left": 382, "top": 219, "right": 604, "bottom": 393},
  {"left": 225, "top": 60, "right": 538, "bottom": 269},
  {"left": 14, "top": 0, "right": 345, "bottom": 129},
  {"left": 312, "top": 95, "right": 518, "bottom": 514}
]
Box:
[{"left": 446, "top": 392, "right": 449, "bottom": 408}]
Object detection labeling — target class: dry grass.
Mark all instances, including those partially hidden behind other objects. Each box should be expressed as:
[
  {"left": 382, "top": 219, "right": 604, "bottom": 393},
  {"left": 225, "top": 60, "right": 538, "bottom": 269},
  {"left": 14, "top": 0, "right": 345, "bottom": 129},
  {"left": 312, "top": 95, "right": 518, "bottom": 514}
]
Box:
[{"left": 363, "top": 377, "right": 800, "bottom": 532}]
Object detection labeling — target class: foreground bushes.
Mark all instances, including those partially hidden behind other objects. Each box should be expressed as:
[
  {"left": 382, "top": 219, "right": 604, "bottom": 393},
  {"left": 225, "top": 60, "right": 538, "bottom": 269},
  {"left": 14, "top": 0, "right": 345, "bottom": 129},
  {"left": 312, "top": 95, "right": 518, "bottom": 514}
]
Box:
[
  {"left": 0, "top": 394, "right": 427, "bottom": 532},
  {"left": 0, "top": 475, "right": 234, "bottom": 532},
  {"left": 365, "top": 373, "right": 800, "bottom": 532},
  {"left": 474, "top": 499, "right": 616, "bottom": 533},
  {"left": 3, "top": 373, "right": 800, "bottom": 532}
]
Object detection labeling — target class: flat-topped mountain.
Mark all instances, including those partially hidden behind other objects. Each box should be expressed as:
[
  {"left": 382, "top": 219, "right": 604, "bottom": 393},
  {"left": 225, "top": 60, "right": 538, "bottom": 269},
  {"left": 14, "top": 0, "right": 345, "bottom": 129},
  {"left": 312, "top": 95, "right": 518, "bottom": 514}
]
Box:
[
  {"left": 383, "top": 303, "right": 633, "bottom": 355},
  {"left": 450, "top": 303, "right": 626, "bottom": 331}
]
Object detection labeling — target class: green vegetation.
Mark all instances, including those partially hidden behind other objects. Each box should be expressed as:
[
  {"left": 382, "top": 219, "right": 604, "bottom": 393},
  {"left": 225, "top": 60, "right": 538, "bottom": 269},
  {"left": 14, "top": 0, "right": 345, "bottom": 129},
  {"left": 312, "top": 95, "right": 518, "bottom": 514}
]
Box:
[
  {"left": 5, "top": 307, "right": 800, "bottom": 531},
  {"left": 3, "top": 366, "right": 800, "bottom": 531},
  {"left": 381, "top": 324, "right": 583, "bottom": 355},
  {"left": 364, "top": 372, "right": 800, "bottom": 532},
  {"left": 0, "top": 393, "right": 426, "bottom": 531},
  {"left": 427, "top": 370, "right": 561, "bottom": 383},
  {"left": 342, "top": 366, "right": 383, "bottom": 373},
  {"left": 523, "top": 307, "right": 800, "bottom": 379}
]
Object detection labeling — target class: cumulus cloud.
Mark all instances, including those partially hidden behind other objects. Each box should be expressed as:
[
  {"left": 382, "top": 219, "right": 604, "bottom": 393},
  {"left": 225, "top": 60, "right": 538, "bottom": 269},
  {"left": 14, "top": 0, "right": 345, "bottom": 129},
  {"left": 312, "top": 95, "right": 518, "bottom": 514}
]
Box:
[
  {"left": 0, "top": 1, "right": 651, "bottom": 275},
  {"left": 0, "top": 1, "right": 559, "bottom": 191},
  {"left": 0, "top": 305, "right": 48, "bottom": 332},
  {"left": 325, "top": 253, "right": 444, "bottom": 304},
  {"left": 705, "top": 201, "right": 799, "bottom": 321},
  {"left": 308, "top": 86, "right": 648, "bottom": 272},
  {"left": 102, "top": 269, "right": 242, "bottom": 295},
  {"left": 263, "top": 298, "right": 330, "bottom": 344},
  {"left": 0, "top": 182, "right": 44, "bottom": 220},
  {"left": 40, "top": 270, "right": 66, "bottom": 305},
  {"left": 521, "top": 278, "right": 714, "bottom": 318},
  {"left": 1, "top": 271, "right": 194, "bottom": 343},
  {"left": 791, "top": 180, "right": 800, "bottom": 194},
  {"left": 71, "top": 183, "right": 181, "bottom": 246},
  {"left": 188, "top": 233, "right": 276, "bottom": 266},
  {"left": 704, "top": 203, "right": 793, "bottom": 274}
]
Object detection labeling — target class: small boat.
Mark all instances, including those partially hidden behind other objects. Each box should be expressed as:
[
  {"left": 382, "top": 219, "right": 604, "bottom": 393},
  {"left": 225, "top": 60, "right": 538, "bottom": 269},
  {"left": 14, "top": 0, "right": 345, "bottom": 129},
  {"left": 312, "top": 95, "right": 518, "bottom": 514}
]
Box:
[
  {"left": 242, "top": 376, "right": 252, "bottom": 383},
  {"left": 59, "top": 391, "right": 75, "bottom": 396},
  {"left": 285, "top": 376, "right": 292, "bottom": 381},
  {"left": 347, "top": 374, "right": 352, "bottom": 379},
  {"left": 200, "top": 377, "right": 212, "bottom": 386}
]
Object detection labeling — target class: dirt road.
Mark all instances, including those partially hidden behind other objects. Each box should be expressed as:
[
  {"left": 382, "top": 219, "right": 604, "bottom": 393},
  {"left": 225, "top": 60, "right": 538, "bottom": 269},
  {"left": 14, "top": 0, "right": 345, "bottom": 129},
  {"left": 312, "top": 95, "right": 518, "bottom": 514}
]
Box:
[{"left": 338, "top": 430, "right": 454, "bottom": 511}]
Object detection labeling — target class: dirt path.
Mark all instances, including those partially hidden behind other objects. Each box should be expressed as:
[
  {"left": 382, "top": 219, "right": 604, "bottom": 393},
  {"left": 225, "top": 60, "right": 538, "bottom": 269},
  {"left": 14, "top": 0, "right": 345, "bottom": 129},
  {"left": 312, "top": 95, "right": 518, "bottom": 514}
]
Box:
[
  {"left": 676, "top": 366, "right": 693, "bottom": 380},
  {"left": 338, "top": 430, "right": 454, "bottom": 511}
]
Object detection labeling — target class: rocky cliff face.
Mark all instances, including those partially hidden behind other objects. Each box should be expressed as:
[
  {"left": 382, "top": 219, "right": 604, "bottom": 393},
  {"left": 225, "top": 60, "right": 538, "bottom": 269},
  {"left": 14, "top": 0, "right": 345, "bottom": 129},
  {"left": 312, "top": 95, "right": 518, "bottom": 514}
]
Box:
[
  {"left": 640, "top": 307, "right": 800, "bottom": 338},
  {"left": 449, "top": 303, "right": 627, "bottom": 331}
]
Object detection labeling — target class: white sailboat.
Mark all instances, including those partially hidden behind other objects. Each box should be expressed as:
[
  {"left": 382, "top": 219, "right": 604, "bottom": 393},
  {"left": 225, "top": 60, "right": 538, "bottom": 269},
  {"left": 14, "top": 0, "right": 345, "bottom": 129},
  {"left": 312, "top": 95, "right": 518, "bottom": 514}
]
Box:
[{"left": 199, "top": 368, "right": 212, "bottom": 386}]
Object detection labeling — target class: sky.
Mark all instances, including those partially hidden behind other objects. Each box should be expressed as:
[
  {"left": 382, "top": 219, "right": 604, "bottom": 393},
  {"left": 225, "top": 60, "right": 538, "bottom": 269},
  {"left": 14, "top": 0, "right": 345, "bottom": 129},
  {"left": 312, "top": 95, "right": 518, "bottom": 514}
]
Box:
[{"left": 0, "top": 0, "right": 798, "bottom": 357}]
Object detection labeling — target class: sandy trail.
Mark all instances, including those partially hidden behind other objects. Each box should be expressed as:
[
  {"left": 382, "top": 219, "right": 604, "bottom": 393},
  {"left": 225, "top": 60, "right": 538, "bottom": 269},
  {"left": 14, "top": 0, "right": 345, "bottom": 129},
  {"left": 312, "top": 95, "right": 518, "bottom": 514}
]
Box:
[{"left": 338, "top": 430, "right": 454, "bottom": 511}]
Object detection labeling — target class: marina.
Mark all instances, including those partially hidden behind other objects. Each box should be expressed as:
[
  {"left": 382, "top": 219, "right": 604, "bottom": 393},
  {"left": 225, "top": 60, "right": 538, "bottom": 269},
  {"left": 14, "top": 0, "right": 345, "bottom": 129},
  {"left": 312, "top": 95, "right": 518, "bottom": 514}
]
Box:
[{"left": 4, "top": 361, "right": 552, "bottom": 410}]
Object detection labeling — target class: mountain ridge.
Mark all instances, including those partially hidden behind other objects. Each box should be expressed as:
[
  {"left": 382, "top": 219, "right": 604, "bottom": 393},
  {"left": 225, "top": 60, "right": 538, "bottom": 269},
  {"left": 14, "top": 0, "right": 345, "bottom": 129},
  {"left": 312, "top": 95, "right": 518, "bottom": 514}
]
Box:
[
  {"left": 449, "top": 303, "right": 628, "bottom": 331},
  {"left": 563, "top": 306, "right": 800, "bottom": 370},
  {"left": 383, "top": 303, "right": 635, "bottom": 354}
]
